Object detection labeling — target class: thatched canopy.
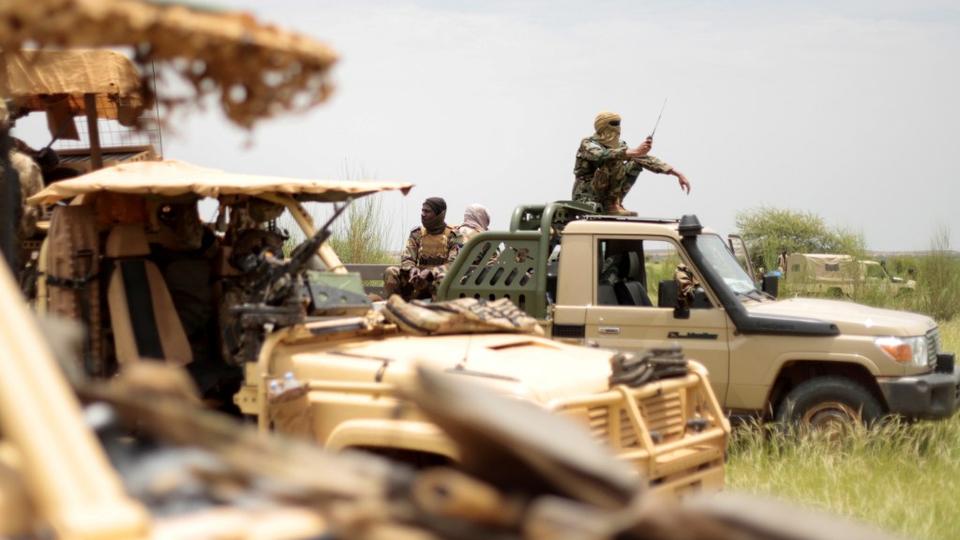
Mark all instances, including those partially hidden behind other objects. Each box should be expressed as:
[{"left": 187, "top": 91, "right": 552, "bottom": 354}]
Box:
[{"left": 0, "top": 0, "right": 339, "bottom": 128}]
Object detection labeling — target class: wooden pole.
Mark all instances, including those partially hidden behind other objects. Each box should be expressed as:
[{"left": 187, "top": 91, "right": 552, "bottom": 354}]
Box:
[{"left": 83, "top": 93, "right": 102, "bottom": 170}]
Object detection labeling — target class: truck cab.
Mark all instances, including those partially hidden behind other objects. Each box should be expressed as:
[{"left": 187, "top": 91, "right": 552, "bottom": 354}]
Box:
[{"left": 439, "top": 202, "right": 959, "bottom": 426}]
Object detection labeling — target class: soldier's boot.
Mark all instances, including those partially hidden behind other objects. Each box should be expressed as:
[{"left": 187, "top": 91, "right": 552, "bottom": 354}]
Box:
[{"left": 605, "top": 197, "right": 637, "bottom": 217}]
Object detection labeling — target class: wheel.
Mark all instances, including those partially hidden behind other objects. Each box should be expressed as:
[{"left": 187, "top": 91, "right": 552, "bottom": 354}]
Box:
[{"left": 776, "top": 376, "right": 882, "bottom": 428}]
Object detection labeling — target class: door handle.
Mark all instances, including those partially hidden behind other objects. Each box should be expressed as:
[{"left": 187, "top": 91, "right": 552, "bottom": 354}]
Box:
[{"left": 598, "top": 326, "right": 621, "bottom": 335}]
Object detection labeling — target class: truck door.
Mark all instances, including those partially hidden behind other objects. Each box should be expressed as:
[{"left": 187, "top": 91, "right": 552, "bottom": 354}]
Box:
[
  {"left": 727, "top": 234, "right": 755, "bottom": 283},
  {"left": 583, "top": 237, "right": 730, "bottom": 403}
]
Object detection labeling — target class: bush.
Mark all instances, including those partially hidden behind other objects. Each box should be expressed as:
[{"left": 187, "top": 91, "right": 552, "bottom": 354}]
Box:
[{"left": 736, "top": 207, "right": 864, "bottom": 270}]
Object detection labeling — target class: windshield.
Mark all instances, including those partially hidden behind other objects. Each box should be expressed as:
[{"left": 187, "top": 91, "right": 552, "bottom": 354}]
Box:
[{"left": 696, "top": 234, "right": 759, "bottom": 295}]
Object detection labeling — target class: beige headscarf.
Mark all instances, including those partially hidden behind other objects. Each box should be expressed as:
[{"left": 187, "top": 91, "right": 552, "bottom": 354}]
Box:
[
  {"left": 462, "top": 204, "right": 490, "bottom": 233},
  {"left": 593, "top": 111, "right": 622, "bottom": 149}
]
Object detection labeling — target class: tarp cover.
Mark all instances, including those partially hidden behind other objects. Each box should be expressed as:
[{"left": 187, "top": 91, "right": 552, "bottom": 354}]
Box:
[
  {"left": 0, "top": 0, "right": 338, "bottom": 128},
  {"left": 789, "top": 253, "right": 855, "bottom": 280},
  {"left": 1, "top": 50, "right": 143, "bottom": 122},
  {"left": 28, "top": 159, "right": 412, "bottom": 204}
]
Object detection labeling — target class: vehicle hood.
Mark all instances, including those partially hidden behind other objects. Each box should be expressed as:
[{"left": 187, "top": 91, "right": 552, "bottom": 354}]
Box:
[
  {"left": 283, "top": 333, "right": 614, "bottom": 404},
  {"left": 745, "top": 297, "right": 936, "bottom": 336}
]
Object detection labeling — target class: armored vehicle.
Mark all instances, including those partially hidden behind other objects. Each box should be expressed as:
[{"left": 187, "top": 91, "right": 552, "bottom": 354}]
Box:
[
  {"left": 28, "top": 162, "right": 729, "bottom": 497},
  {"left": 783, "top": 253, "right": 915, "bottom": 298},
  {"left": 437, "top": 201, "right": 959, "bottom": 426}
]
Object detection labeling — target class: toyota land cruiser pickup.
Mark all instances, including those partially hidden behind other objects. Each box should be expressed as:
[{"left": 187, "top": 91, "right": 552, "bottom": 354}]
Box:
[{"left": 437, "top": 201, "right": 960, "bottom": 426}]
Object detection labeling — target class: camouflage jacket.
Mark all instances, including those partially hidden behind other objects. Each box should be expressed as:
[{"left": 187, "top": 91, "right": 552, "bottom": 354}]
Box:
[
  {"left": 573, "top": 136, "right": 672, "bottom": 183},
  {"left": 400, "top": 225, "right": 460, "bottom": 272}
]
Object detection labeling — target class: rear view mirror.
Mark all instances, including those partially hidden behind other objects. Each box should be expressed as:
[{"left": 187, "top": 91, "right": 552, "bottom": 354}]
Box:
[{"left": 762, "top": 275, "right": 779, "bottom": 298}]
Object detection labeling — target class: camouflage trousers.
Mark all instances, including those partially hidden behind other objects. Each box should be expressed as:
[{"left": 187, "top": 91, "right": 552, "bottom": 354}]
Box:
[
  {"left": 383, "top": 266, "right": 442, "bottom": 301},
  {"left": 572, "top": 170, "right": 639, "bottom": 208}
]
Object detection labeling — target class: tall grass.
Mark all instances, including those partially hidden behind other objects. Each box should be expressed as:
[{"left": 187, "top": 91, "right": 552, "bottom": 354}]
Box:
[
  {"left": 728, "top": 318, "right": 960, "bottom": 540},
  {"left": 778, "top": 226, "right": 960, "bottom": 322},
  {"left": 912, "top": 227, "right": 960, "bottom": 321},
  {"left": 327, "top": 196, "right": 394, "bottom": 265}
]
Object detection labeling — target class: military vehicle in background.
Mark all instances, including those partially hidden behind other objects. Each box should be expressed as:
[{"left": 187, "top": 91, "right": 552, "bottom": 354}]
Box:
[
  {"left": 28, "top": 162, "right": 729, "bottom": 497},
  {"left": 783, "top": 253, "right": 915, "bottom": 298},
  {"left": 437, "top": 201, "right": 959, "bottom": 427}
]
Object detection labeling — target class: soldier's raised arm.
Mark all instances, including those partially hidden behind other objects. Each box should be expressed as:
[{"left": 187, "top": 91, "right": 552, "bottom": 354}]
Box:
[{"left": 579, "top": 138, "right": 629, "bottom": 162}]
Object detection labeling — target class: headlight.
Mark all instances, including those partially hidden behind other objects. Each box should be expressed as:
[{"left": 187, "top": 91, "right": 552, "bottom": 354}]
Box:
[{"left": 875, "top": 336, "right": 927, "bottom": 367}]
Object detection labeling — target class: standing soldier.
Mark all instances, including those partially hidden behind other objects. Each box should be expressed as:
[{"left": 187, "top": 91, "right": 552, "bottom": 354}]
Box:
[
  {"left": 384, "top": 197, "right": 460, "bottom": 301},
  {"left": 572, "top": 111, "right": 691, "bottom": 216}
]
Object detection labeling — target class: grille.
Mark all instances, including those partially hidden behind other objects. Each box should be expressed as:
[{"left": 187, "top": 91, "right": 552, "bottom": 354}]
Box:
[
  {"left": 926, "top": 328, "right": 941, "bottom": 368},
  {"left": 579, "top": 388, "right": 688, "bottom": 448},
  {"left": 637, "top": 391, "right": 685, "bottom": 442},
  {"left": 584, "top": 406, "right": 644, "bottom": 448}
]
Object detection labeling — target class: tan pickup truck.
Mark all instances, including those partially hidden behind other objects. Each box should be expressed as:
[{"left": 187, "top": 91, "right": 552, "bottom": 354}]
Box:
[
  {"left": 27, "top": 163, "right": 729, "bottom": 497},
  {"left": 438, "top": 202, "right": 959, "bottom": 426}
]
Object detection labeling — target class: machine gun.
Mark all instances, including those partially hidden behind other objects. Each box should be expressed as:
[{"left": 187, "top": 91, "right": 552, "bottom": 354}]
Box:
[
  {"left": 250, "top": 200, "right": 352, "bottom": 305},
  {"left": 228, "top": 200, "right": 353, "bottom": 363}
]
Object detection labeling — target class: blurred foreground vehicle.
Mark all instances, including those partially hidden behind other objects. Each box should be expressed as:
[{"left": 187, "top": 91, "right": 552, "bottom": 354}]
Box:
[
  {"left": 0, "top": 251, "right": 899, "bottom": 540},
  {"left": 27, "top": 161, "right": 729, "bottom": 497},
  {"left": 437, "top": 202, "right": 959, "bottom": 427}
]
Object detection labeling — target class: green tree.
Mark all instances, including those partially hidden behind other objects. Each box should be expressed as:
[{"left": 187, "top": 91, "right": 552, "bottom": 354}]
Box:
[{"left": 735, "top": 207, "right": 864, "bottom": 270}]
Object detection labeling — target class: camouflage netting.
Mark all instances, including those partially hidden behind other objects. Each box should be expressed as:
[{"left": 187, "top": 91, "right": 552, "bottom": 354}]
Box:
[
  {"left": 0, "top": 0, "right": 338, "bottom": 128},
  {"left": 384, "top": 296, "right": 546, "bottom": 337}
]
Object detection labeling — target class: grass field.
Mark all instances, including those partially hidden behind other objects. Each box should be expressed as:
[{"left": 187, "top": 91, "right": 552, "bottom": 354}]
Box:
[{"left": 726, "top": 318, "right": 960, "bottom": 540}]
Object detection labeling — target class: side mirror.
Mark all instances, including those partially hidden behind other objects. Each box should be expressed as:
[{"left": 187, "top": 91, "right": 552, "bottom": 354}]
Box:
[
  {"left": 658, "top": 279, "right": 689, "bottom": 319},
  {"left": 762, "top": 275, "right": 780, "bottom": 298},
  {"left": 658, "top": 280, "right": 678, "bottom": 308}
]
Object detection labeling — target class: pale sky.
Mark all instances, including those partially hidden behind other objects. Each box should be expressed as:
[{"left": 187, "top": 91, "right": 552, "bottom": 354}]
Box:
[{"left": 15, "top": 1, "right": 960, "bottom": 251}]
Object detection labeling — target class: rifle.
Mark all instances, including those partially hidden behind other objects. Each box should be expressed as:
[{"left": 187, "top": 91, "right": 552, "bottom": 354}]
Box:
[{"left": 649, "top": 98, "right": 667, "bottom": 139}]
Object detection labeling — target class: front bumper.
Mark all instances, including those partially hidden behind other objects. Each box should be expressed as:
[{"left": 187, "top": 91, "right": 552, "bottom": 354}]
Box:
[{"left": 877, "top": 354, "right": 960, "bottom": 419}]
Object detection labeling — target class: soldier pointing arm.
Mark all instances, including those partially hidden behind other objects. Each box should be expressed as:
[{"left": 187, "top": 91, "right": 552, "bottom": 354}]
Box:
[{"left": 572, "top": 111, "right": 690, "bottom": 216}]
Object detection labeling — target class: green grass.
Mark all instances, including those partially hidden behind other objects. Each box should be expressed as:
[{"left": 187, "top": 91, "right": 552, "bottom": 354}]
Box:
[{"left": 727, "top": 318, "right": 960, "bottom": 540}]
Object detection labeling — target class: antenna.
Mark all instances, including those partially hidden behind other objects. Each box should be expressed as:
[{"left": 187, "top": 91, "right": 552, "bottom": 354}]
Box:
[{"left": 649, "top": 98, "right": 668, "bottom": 138}]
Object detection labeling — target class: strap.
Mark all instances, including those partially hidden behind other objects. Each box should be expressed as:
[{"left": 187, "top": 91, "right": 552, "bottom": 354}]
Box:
[{"left": 119, "top": 260, "right": 165, "bottom": 360}]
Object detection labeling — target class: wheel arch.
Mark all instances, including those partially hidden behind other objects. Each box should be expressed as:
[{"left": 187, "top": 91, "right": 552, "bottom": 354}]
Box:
[
  {"left": 765, "top": 359, "right": 888, "bottom": 418},
  {"left": 325, "top": 418, "right": 460, "bottom": 462}
]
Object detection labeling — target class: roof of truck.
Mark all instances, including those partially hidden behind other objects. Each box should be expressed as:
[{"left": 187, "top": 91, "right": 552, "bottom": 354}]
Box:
[
  {"left": 28, "top": 159, "right": 413, "bottom": 204},
  {"left": 563, "top": 216, "right": 716, "bottom": 236}
]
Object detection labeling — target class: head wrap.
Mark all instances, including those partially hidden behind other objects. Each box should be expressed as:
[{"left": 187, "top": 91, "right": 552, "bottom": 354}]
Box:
[
  {"left": 422, "top": 197, "right": 447, "bottom": 234},
  {"left": 462, "top": 203, "right": 490, "bottom": 232},
  {"left": 424, "top": 197, "right": 447, "bottom": 215},
  {"left": 593, "top": 111, "right": 622, "bottom": 149}
]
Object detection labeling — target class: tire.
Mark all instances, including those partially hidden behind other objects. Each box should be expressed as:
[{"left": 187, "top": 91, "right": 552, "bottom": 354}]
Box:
[{"left": 775, "top": 376, "right": 883, "bottom": 428}]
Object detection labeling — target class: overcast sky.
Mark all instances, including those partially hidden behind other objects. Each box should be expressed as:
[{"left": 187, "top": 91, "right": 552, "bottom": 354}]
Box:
[{"left": 16, "top": 1, "right": 960, "bottom": 251}]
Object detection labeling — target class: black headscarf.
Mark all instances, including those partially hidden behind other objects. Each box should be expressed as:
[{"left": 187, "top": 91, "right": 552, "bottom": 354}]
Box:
[{"left": 422, "top": 197, "right": 447, "bottom": 234}]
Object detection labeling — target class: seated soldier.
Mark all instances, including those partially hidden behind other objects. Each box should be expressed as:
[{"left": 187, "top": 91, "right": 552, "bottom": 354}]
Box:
[
  {"left": 384, "top": 197, "right": 460, "bottom": 301},
  {"left": 456, "top": 203, "right": 490, "bottom": 244}
]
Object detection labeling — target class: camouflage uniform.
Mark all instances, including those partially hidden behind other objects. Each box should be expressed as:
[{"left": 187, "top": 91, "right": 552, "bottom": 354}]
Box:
[
  {"left": 384, "top": 225, "right": 460, "bottom": 301},
  {"left": 674, "top": 263, "right": 698, "bottom": 318},
  {"left": 572, "top": 136, "right": 672, "bottom": 210}
]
